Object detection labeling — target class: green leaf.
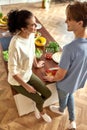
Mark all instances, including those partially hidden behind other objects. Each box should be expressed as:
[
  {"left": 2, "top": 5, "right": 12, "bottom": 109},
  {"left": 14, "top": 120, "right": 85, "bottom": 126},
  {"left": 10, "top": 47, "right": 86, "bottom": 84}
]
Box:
[
  {"left": 35, "top": 48, "right": 43, "bottom": 59},
  {"left": 2, "top": 50, "right": 8, "bottom": 61},
  {"left": 45, "top": 41, "right": 60, "bottom": 53}
]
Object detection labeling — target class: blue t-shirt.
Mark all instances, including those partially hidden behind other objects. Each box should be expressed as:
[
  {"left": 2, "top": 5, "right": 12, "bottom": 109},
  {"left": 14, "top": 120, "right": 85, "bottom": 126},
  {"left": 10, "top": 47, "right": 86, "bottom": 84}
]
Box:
[{"left": 57, "top": 38, "right": 87, "bottom": 94}]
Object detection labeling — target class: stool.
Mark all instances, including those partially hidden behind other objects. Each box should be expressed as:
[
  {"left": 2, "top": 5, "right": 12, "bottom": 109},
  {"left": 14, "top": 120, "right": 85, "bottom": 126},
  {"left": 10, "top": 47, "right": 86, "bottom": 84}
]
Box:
[{"left": 13, "top": 83, "right": 58, "bottom": 116}]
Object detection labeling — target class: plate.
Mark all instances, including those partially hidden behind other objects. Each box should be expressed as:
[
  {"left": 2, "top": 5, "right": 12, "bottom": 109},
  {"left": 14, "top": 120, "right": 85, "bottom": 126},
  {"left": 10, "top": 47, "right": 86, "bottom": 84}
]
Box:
[
  {"left": 36, "top": 23, "right": 42, "bottom": 29},
  {"left": 0, "top": 25, "right": 8, "bottom": 30},
  {"left": 0, "top": 23, "right": 6, "bottom": 27},
  {"left": 52, "top": 52, "right": 62, "bottom": 63}
]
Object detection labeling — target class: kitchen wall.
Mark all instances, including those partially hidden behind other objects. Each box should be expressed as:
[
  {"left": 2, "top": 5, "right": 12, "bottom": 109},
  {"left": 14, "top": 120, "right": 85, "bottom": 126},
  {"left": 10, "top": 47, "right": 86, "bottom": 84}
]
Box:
[
  {"left": 27, "top": 0, "right": 41, "bottom": 2},
  {"left": 0, "top": 0, "right": 42, "bottom": 5}
]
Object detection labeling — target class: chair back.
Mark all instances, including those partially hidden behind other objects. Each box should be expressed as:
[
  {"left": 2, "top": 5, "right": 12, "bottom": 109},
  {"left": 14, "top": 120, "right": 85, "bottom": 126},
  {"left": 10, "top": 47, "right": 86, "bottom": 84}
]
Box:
[{"left": 0, "top": 36, "right": 12, "bottom": 51}]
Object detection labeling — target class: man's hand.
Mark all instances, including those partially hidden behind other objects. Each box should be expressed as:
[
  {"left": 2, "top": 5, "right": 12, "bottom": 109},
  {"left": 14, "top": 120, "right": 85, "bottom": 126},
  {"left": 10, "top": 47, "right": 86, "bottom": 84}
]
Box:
[{"left": 43, "top": 75, "right": 54, "bottom": 82}]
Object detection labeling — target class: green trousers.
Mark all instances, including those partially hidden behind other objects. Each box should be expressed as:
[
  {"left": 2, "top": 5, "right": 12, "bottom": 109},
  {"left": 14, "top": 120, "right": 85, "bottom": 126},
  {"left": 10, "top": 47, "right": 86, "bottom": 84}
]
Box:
[{"left": 12, "top": 73, "right": 51, "bottom": 112}]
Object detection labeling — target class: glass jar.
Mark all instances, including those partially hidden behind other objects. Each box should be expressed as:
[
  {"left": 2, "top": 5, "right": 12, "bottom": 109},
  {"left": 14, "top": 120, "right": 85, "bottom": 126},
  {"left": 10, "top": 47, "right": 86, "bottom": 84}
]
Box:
[{"left": 44, "top": 0, "right": 50, "bottom": 10}]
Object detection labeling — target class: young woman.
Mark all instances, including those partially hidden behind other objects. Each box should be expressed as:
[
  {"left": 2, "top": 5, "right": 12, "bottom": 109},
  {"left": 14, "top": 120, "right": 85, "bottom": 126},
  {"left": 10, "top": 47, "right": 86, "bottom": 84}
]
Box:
[
  {"left": 44, "top": 1, "right": 87, "bottom": 129},
  {"left": 7, "top": 9, "right": 52, "bottom": 123}
]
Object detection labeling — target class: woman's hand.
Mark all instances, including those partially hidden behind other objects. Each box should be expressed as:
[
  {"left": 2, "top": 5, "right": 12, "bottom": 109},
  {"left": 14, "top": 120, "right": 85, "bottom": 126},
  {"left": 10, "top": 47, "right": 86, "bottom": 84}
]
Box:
[
  {"left": 13, "top": 74, "right": 36, "bottom": 94},
  {"left": 25, "top": 83, "right": 36, "bottom": 94},
  {"left": 34, "top": 57, "right": 45, "bottom": 68},
  {"left": 36, "top": 60, "right": 45, "bottom": 68}
]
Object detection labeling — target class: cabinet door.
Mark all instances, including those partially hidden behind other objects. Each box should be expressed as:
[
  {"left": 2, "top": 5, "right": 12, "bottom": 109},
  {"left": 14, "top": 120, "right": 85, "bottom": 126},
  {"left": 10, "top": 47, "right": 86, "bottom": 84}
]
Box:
[
  {"left": 0, "top": 0, "right": 10, "bottom": 5},
  {"left": 27, "top": 0, "right": 41, "bottom": 2},
  {"left": 0, "top": 0, "right": 42, "bottom": 5},
  {"left": 11, "top": 0, "right": 27, "bottom": 4},
  {"left": 0, "top": 0, "right": 27, "bottom": 5}
]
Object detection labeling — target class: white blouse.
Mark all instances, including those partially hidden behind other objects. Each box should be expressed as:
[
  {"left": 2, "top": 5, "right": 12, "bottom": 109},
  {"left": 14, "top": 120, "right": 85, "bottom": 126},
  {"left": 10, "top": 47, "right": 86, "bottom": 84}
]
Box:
[{"left": 8, "top": 33, "right": 35, "bottom": 86}]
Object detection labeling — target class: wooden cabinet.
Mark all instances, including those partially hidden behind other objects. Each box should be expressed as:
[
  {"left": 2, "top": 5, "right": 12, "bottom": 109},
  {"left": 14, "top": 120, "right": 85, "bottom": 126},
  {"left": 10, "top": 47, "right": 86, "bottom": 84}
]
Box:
[
  {"left": 0, "top": 0, "right": 27, "bottom": 5},
  {"left": 0, "top": 0, "right": 42, "bottom": 5}
]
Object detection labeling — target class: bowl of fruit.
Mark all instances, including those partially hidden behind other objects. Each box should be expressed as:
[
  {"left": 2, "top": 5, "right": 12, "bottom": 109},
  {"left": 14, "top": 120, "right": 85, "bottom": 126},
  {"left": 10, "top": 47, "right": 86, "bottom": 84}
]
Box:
[
  {"left": 0, "top": 16, "right": 8, "bottom": 26},
  {"left": 35, "top": 36, "right": 46, "bottom": 47}
]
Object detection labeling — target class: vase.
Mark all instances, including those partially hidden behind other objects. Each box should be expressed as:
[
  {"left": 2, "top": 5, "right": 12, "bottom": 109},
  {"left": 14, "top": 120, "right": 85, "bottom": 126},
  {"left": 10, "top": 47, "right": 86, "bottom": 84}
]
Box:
[
  {"left": 45, "top": 0, "right": 50, "bottom": 10},
  {"left": 42, "top": 0, "right": 50, "bottom": 10}
]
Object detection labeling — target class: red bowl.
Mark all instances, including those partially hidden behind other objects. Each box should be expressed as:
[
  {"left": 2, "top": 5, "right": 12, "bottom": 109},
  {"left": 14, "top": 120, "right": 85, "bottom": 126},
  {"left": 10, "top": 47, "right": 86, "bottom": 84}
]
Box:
[
  {"left": 45, "top": 52, "right": 53, "bottom": 59},
  {"left": 45, "top": 67, "right": 58, "bottom": 76}
]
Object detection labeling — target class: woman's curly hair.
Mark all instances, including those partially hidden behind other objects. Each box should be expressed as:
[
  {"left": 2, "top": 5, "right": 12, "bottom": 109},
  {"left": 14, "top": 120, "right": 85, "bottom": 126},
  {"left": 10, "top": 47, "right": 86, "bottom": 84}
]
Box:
[{"left": 7, "top": 9, "right": 33, "bottom": 34}]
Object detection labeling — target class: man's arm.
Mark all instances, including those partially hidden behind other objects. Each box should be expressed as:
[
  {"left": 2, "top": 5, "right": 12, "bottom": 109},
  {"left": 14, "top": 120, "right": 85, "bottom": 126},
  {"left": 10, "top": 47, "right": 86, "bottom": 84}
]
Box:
[{"left": 44, "top": 67, "right": 67, "bottom": 82}]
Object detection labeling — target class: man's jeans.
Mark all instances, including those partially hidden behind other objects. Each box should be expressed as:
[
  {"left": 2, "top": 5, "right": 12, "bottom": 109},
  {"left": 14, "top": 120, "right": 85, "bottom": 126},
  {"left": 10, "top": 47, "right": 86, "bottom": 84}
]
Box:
[{"left": 57, "top": 88, "right": 75, "bottom": 121}]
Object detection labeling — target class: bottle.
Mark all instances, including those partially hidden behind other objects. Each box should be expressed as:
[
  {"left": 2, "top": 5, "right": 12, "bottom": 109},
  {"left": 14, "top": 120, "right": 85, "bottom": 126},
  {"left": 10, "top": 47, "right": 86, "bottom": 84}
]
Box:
[
  {"left": 0, "top": 6, "right": 3, "bottom": 18},
  {"left": 42, "top": 0, "right": 45, "bottom": 8},
  {"left": 45, "top": 0, "right": 50, "bottom": 10}
]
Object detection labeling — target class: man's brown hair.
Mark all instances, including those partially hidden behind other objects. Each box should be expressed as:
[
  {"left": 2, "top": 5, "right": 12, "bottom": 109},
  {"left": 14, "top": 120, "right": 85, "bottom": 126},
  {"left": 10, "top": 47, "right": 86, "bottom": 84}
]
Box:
[{"left": 66, "top": 1, "right": 87, "bottom": 27}]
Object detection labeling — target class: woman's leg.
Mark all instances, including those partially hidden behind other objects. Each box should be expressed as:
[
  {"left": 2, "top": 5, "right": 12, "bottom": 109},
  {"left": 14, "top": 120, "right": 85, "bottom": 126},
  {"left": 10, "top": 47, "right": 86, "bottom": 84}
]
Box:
[
  {"left": 12, "top": 73, "right": 51, "bottom": 112},
  {"left": 28, "top": 73, "right": 51, "bottom": 102},
  {"left": 12, "top": 85, "right": 44, "bottom": 112},
  {"left": 11, "top": 73, "right": 52, "bottom": 122}
]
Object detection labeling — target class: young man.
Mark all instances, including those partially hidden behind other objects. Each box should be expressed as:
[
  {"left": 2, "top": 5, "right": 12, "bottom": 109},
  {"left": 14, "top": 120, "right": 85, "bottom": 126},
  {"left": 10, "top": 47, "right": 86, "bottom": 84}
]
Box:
[{"left": 44, "top": 1, "right": 87, "bottom": 129}]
